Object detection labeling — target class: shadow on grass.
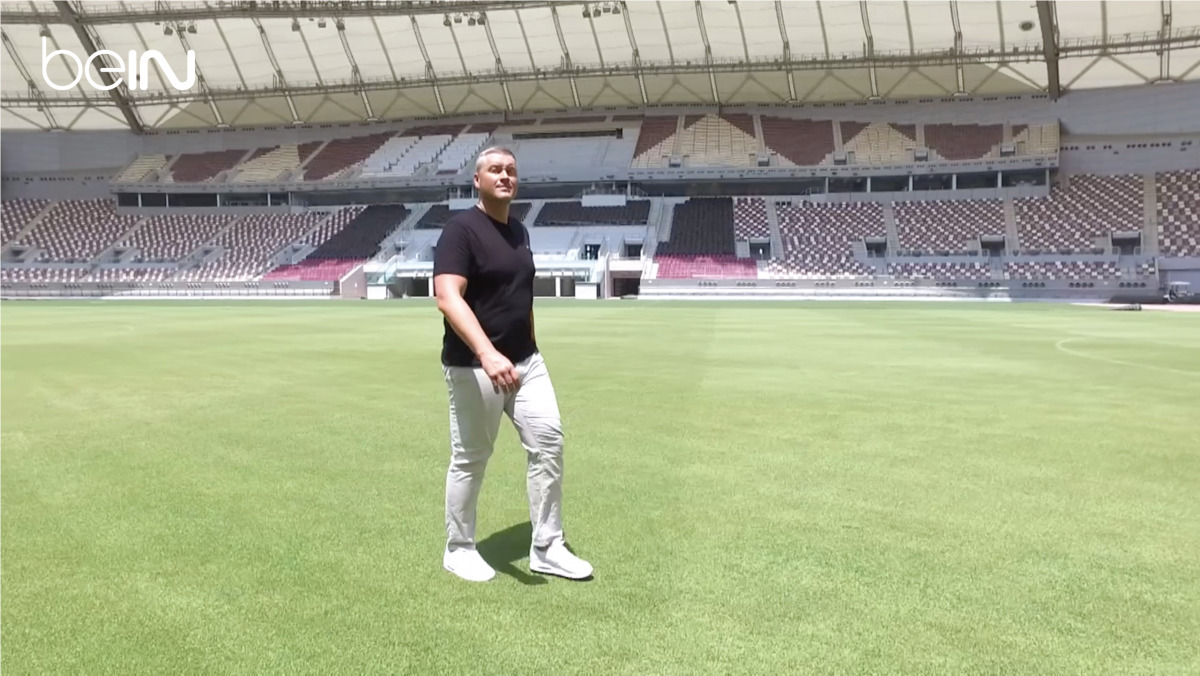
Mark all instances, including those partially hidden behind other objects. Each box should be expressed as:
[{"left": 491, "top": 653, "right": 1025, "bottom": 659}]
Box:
[{"left": 476, "top": 522, "right": 547, "bottom": 586}]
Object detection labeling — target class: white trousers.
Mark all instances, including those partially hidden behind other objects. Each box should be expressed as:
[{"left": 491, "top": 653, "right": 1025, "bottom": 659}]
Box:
[{"left": 443, "top": 352, "right": 565, "bottom": 551}]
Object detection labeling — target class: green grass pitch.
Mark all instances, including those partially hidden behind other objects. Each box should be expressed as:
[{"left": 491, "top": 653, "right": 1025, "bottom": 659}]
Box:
[{"left": 2, "top": 300, "right": 1198, "bottom": 674}]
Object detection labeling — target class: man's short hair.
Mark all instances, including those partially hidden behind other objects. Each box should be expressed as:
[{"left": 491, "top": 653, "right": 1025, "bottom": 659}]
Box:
[{"left": 475, "top": 146, "right": 517, "bottom": 173}]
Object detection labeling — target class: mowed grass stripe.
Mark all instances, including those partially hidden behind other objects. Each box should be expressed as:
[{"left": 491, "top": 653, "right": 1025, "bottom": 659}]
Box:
[{"left": 2, "top": 301, "right": 1197, "bottom": 674}]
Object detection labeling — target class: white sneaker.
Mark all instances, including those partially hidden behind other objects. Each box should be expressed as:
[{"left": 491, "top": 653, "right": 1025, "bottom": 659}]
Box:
[
  {"left": 530, "top": 540, "right": 593, "bottom": 580},
  {"left": 443, "top": 548, "right": 495, "bottom": 582}
]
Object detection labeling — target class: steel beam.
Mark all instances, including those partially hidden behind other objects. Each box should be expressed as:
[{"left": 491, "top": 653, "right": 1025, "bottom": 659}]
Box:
[
  {"left": 8, "top": 32, "right": 1199, "bottom": 110},
  {"left": 1036, "top": 0, "right": 1061, "bottom": 98},
  {"left": 53, "top": 0, "right": 143, "bottom": 132},
  {"left": 1, "top": 2, "right": 574, "bottom": 25}
]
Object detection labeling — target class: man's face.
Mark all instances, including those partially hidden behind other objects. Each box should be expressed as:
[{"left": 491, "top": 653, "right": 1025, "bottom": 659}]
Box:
[{"left": 475, "top": 152, "right": 518, "bottom": 202}]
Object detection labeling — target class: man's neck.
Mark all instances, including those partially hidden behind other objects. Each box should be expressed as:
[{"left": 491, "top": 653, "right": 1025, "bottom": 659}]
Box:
[{"left": 477, "top": 198, "right": 510, "bottom": 225}]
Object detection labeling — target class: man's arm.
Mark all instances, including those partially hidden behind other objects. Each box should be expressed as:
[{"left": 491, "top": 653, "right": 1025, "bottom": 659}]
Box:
[{"left": 435, "top": 274, "right": 519, "bottom": 392}]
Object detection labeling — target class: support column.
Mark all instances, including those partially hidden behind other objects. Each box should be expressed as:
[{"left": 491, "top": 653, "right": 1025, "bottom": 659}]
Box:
[{"left": 556, "top": 277, "right": 562, "bottom": 297}]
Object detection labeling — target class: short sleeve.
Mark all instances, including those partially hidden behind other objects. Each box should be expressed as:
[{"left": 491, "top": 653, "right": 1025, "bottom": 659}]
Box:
[{"left": 433, "top": 220, "right": 473, "bottom": 278}]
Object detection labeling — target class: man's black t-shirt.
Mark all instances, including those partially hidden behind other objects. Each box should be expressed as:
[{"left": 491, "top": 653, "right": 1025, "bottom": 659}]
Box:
[{"left": 433, "top": 206, "right": 538, "bottom": 368}]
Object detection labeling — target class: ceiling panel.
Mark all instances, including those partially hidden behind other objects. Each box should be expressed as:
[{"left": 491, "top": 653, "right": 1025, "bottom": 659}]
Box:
[
  {"left": 735, "top": 2, "right": 785, "bottom": 61},
  {"left": 628, "top": 4, "right": 672, "bottom": 64},
  {"left": 781, "top": 2, "right": 832, "bottom": 59},
  {"left": 958, "top": 2, "right": 1005, "bottom": 51},
  {"left": 488, "top": 9, "right": 536, "bottom": 72},
  {"left": 515, "top": 7, "right": 565, "bottom": 71},
  {"left": 660, "top": 1, "right": 705, "bottom": 64},
  {"left": 372, "top": 17, "right": 425, "bottom": 80},
  {"left": 258, "top": 18, "right": 320, "bottom": 87},
  {"left": 905, "top": 2, "right": 955, "bottom": 53},
  {"left": 591, "top": 10, "right": 633, "bottom": 66},
  {"left": 1169, "top": 46, "right": 1200, "bottom": 81},
  {"left": 816, "top": 1, "right": 866, "bottom": 55},
  {"left": 697, "top": 2, "right": 745, "bottom": 61},
  {"left": 557, "top": 9, "right": 602, "bottom": 68}
]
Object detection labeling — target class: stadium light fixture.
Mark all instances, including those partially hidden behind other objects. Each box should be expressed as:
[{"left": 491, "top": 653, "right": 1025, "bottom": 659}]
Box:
[{"left": 291, "top": 18, "right": 300, "bottom": 31}]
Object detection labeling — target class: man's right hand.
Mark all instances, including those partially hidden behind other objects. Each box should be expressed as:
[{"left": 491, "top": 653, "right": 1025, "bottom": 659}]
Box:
[{"left": 480, "top": 350, "right": 519, "bottom": 394}]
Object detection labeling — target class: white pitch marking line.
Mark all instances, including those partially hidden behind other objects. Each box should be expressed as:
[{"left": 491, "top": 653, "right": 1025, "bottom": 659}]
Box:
[{"left": 1054, "top": 337, "right": 1200, "bottom": 377}]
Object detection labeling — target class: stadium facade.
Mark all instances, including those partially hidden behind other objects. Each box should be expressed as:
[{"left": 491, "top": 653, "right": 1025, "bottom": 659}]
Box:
[{"left": 1, "top": 0, "right": 1198, "bottom": 302}]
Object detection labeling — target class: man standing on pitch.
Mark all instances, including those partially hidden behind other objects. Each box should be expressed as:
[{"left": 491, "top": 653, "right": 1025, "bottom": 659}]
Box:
[{"left": 432, "top": 146, "right": 593, "bottom": 583}]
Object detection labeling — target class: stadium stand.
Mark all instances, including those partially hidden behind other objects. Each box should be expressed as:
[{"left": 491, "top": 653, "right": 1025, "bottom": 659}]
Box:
[
  {"left": 733, "top": 197, "right": 770, "bottom": 239},
  {"left": 654, "top": 197, "right": 757, "bottom": 278},
  {"left": 1004, "top": 261, "right": 1121, "bottom": 280},
  {"left": 630, "top": 116, "right": 681, "bottom": 168},
  {"left": 303, "top": 132, "right": 394, "bottom": 181},
  {"left": 2, "top": 198, "right": 49, "bottom": 243},
  {"left": 1156, "top": 169, "right": 1200, "bottom": 256},
  {"left": 842, "top": 122, "right": 917, "bottom": 165},
  {"left": 165, "top": 150, "right": 249, "bottom": 183},
  {"left": 767, "top": 202, "right": 884, "bottom": 278},
  {"left": 176, "top": 213, "right": 325, "bottom": 281},
  {"left": 416, "top": 203, "right": 532, "bottom": 229},
  {"left": 893, "top": 199, "right": 1006, "bottom": 252},
  {"left": 119, "top": 213, "right": 234, "bottom": 262},
  {"left": 924, "top": 123, "right": 1004, "bottom": 160},
  {"left": 674, "top": 114, "right": 759, "bottom": 167},
  {"left": 17, "top": 199, "right": 141, "bottom": 262},
  {"left": 535, "top": 201, "right": 650, "bottom": 226},
  {"left": 761, "top": 117, "right": 836, "bottom": 166},
  {"left": 264, "top": 205, "right": 407, "bottom": 281},
  {"left": 887, "top": 262, "right": 991, "bottom": 279},
  {"left": 1014, "top": 174, "right": 1143, "bottom": 252}
]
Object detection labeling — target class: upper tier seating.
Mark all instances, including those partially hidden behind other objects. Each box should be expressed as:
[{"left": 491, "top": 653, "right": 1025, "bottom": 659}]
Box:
[
  {"left": 1156, "top": 169, "right": 1200, "bottom": 256},
  {"left": 417, "top": 203, "right": 532, "bottom": 229},
  {"left": 1012, "top": 123, "right": 1060, "bottom": 155},
  {"left": 674, "top": 114, "right": 759, "bottom": 167},
  {"left": 113, "top": 154, "right": 169, "bottom": 183},
  {"left": 924, "top": 123, "right": 1004, "bottom": 161},
  {"left": 230, "top": 143, "right": 313, "bottom": 182},
  {"left": 841, "top": 122, "right": 916, "bottom": 165},
  {"left": 535, "top": 201, "right": 650, "bottom": 226},
  {"left": 761, "top": 117, "right": 835, "bottom": 166},
  {"left": 436, "top": 133, "right": 491, "bottom": 174},
  {"left": 630, "top": 116, "right": 681, "bottom": 168},
  {"left": 166, "top": 150, "right": 248, "bottom": 183},
  {"left": 303, "top": 133, "right": 395, "bottom": 180}
]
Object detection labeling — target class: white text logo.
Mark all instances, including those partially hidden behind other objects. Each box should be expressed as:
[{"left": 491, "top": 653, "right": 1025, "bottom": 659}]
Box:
[{"left": 42, "top": 37, "right": 197, "bottom": 91}]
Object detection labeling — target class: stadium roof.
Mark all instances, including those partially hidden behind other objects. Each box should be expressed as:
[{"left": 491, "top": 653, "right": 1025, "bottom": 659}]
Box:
[{"left": 2, "top": 0, "right": 1199, "bottom": 133}]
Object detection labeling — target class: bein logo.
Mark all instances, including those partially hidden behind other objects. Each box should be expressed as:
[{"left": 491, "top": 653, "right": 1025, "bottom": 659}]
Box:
[{"left": 42, "top": 36, "right": 197, "bottom": 91}]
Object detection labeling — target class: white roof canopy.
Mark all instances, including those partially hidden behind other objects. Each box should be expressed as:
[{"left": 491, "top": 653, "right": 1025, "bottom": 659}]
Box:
[{"left": 2, "top": 0, "right": 1199, "bottom": 131}]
